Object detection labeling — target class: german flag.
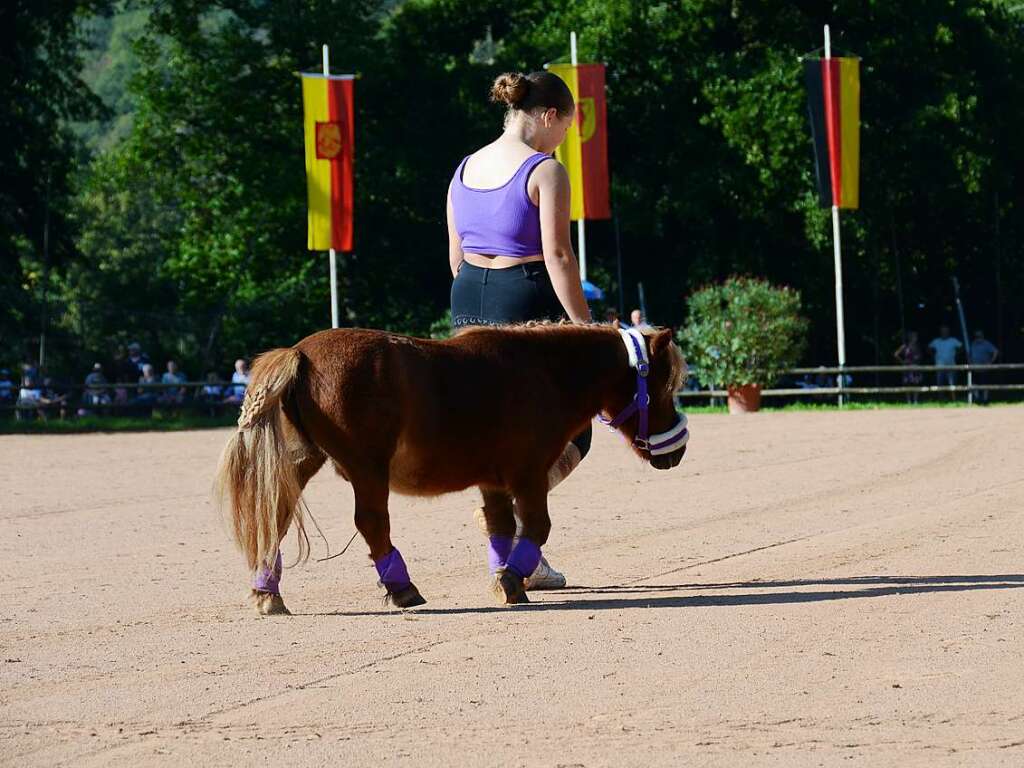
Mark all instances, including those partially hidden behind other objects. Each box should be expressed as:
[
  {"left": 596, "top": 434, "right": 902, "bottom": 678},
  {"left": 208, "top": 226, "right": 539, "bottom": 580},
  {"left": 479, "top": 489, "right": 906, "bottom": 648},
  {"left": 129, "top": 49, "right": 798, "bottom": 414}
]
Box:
[
  {"left": 804, "top": 57, "right": 859, "bottom": 209},
  {"left": 549, "top": 63, "right": 611, "bottom": 221},
  {"left": 301, "top": 73, "right": 355, "bottom": 251}
]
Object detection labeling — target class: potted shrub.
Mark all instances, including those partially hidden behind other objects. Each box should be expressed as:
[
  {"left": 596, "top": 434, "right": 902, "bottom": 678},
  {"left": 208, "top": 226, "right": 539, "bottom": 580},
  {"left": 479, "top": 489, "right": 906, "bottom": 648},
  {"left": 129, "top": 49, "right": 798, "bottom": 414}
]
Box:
[{"left": 678, "top": 277, "right": 808, "bottom": 413}]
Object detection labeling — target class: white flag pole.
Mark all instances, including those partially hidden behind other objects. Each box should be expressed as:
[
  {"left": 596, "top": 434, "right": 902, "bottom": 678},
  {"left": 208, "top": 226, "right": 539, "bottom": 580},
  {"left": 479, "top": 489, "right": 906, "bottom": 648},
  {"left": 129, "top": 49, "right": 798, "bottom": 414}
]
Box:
[
  {"left": 825, "top": 25, "right": 847, "bottom": 405},
  {"left": 570, "top": 31, "right": 587, "bottom": 283},
  {"left": 323, "top": 43, "right": 340, "bottom": 329}
]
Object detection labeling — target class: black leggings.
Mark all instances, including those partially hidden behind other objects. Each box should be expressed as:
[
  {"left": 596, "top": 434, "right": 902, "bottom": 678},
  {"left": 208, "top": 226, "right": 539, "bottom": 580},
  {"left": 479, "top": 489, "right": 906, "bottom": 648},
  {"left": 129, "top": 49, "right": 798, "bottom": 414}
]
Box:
[{"left": 451, "top": 261, "right": 592, "bottom": 460}]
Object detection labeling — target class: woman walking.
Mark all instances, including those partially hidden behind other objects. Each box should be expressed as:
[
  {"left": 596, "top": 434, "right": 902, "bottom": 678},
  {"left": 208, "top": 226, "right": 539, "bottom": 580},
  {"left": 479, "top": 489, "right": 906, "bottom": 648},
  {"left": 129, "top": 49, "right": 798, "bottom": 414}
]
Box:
[{"left": 447, "top": 71, "right": 592, "bottom": 589}]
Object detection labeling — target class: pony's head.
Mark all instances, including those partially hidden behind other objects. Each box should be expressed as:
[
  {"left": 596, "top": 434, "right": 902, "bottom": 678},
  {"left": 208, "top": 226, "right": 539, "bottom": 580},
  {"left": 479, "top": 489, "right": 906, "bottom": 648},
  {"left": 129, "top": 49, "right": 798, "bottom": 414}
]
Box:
[{"left": 601, "top": 327, "right": 689, "bottom": 470}]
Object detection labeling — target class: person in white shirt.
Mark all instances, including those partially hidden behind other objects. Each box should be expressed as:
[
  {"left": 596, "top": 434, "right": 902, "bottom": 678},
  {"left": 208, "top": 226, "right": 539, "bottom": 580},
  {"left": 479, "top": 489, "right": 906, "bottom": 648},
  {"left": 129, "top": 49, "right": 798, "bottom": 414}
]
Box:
[
  {"left": 224, "top": 358, "right": 249, "bottom": 404},
  {"left": 928, "top": 325, "right": 962, "bottom": 387}
]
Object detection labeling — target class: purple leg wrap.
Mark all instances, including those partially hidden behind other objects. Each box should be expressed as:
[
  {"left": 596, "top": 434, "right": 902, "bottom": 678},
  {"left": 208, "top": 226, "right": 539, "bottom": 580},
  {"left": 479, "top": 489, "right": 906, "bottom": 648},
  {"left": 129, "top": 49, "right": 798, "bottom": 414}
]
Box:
[
  {"left": 374, "top": 547, "right": 411, "bottom": 592},
  {"left": 505, "top": 538, "right": 542, "bottom": 579},
  {"left": 488, "top": 535, "right": 513, "bottom": 574},
  {"left": 253, "top": 551, "right": 283, "bottom": 594}
]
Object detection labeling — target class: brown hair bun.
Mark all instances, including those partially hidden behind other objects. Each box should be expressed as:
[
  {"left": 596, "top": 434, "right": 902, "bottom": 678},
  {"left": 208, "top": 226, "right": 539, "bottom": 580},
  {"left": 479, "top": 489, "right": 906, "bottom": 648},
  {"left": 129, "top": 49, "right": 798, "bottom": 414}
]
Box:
[
  {"left": 490, "top": 72, "right": 529, "bottom": 108},
  {"left": 490, "top": 71, "right": 574, "bottom": 117}
]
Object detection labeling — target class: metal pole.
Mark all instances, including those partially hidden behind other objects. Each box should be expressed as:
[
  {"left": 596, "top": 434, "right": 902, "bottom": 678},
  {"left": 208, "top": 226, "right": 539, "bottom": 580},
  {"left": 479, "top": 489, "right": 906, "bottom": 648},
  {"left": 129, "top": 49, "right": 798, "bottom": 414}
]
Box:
[
  {"left": 324, "top": 43, "right": 339, "bottom": 329},
  {"left": 638, "top": 281, "right": 647, "bottom": 321},
  {"left": 614, "top": 215, "right": 625, "bottom": 317},
  {"left": 825, "top": 25, "right": 847, "bottom": 406},
  {"left": 952, "top": 277, "right": 972, "bottom": 403},
  {"left": 39, "top": 173, "right": 50, "bottom": 371},
  {"left": 570, "top": 31, "right": 587, "bottom": 282}
]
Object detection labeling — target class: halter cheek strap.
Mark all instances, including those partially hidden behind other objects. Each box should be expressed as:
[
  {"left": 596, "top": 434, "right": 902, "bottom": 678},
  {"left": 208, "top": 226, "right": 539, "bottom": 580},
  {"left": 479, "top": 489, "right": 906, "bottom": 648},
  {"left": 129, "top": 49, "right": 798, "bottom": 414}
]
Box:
[{"left": 598, "top": 328, "right": 689, "bottom": 456}]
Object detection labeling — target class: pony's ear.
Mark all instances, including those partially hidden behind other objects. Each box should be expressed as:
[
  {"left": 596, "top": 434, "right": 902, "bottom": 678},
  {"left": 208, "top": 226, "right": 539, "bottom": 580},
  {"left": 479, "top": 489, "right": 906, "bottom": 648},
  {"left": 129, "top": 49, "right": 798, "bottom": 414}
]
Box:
[{"left": 650, "top": 328, "right": 674, "bottom": 359}]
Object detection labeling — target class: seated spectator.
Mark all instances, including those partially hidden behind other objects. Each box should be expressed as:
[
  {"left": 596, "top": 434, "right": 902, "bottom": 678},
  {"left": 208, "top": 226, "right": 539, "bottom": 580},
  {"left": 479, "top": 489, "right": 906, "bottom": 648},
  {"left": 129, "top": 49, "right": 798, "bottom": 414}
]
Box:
[
  {"left": 604, "top": 309, "right": 624, "bottom": 330},
  {"left": 16, "top": 376, "right": 46, "bottom": 421},
  {"left": 198, "top": 371, "right": 225, "bottom": 416},
  {"left": 42, "top": 377, "right": 68, "bottom": 420},
  {"left": 136, "top": 364, "right": 160, "bottom": 408},
  {"left": 224, "top": 358, "right": 249, "bottom": 404},
  {"left": 0, "top": 369, "right": 14, "bottom": 404},
  {"left": 80, "top": 363, "right": 111, "bottom": 415},
  {"left": 160, "top": 360, "right": 187, "bottom": 404},
  {"left": 200, "top": 371, "right": 224, "bottom": 401}
]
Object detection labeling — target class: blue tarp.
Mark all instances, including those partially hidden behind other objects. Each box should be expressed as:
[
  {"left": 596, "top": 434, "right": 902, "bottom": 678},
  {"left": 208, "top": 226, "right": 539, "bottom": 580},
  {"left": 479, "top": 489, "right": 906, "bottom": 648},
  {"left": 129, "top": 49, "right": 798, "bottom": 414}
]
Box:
[{"left": 582, "top": 280, "right": 605, "bottom": 301}]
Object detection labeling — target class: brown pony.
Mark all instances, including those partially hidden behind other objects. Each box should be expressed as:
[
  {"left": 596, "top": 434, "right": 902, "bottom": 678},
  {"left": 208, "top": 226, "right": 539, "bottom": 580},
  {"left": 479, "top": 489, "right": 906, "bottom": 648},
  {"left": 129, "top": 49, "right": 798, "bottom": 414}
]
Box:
[{"left": 215, "top": 323, "right": 688, "bottom": 614}]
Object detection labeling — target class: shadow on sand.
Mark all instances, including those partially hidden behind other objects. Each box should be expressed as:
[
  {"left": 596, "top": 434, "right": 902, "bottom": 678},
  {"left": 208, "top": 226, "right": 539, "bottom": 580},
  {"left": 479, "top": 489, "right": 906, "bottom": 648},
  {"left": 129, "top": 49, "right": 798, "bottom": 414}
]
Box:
[{"left": 297, "top": 574, "right": 1024, "bottom": 618}]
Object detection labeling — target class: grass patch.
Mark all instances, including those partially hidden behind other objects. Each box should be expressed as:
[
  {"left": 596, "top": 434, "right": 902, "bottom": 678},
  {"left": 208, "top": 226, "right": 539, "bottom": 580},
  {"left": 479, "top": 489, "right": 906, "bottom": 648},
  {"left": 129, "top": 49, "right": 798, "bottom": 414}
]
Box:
[
  {"left": 679, "top": 399, "right": 1019, "bottom": 414},
  {"left": 0, "top": 412, "right": 239, "bottom": 434}
]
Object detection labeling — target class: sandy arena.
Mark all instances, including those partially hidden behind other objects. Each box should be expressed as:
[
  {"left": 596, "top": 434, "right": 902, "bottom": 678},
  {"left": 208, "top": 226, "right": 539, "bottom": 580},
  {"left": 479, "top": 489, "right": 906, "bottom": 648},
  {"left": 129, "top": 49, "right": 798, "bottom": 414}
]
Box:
[{"left": 2, "top": 407, "right": 1023, "bottom": 766}]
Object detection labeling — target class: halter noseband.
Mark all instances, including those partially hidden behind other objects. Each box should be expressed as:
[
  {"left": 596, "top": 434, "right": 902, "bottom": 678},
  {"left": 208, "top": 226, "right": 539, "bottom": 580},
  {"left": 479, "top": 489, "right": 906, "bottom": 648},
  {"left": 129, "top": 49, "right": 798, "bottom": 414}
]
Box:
[{"left": 598, "top": 329, "right": 690, "bottom": 456}]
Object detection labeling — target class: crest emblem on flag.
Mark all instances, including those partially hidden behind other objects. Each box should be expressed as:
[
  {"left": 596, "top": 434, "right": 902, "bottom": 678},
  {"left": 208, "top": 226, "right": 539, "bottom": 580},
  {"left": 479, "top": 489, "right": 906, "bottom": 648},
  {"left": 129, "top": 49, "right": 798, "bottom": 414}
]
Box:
[
  {"left": 549, "top": 63, "right": 610, "bottom": 221},
  {"left": 315, "top": 122, "right": 343, "bottom": 159},
  {"left": 577, "top": 97, "right": 597, "bottom": 143}
]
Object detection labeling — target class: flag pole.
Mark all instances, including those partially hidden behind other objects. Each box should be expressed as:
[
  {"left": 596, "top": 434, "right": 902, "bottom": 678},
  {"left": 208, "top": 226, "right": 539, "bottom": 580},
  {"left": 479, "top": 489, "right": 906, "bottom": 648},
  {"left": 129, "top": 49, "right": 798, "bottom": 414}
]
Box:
[
  {"left": 825, "top": 25, "right": 846, "bottom": 405},
  {"left": 570, "top": 31, "right": 587, "bottom": 282},
  {"left": 323, "top": 43, "right": 340, "bottom": 329}
]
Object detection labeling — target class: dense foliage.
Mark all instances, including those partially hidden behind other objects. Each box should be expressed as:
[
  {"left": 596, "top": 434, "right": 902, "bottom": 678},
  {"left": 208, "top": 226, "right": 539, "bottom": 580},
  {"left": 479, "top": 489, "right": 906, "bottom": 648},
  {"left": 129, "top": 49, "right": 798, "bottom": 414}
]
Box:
[
  {"left": 5, "top": 0, "right": 1024, "bottom": 381},
  {"left": 679, "top": 277, "right": 808, "bottom": 388}
]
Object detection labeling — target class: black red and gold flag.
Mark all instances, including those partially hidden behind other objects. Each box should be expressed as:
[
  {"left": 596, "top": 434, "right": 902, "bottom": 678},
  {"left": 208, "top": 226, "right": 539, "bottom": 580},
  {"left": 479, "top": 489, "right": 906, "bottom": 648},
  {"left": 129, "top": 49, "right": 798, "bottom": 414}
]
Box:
[{"left": 804, "top": 57, "right": 859, "bottom": 209}]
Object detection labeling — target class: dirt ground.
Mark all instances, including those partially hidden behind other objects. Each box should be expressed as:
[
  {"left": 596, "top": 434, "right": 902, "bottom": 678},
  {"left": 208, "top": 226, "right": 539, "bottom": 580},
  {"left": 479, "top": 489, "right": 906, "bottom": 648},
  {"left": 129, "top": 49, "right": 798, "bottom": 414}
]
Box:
[{"left": 2, "top": 407, "right": 1023, "bottom": 767}]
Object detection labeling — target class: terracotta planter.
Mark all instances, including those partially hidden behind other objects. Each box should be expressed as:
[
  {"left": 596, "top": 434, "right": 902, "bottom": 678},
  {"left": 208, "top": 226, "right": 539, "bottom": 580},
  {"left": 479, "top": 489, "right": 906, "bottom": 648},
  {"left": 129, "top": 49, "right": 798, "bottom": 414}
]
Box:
[{"left": 727, "top": 384, "right": 762, "bottom": 414}]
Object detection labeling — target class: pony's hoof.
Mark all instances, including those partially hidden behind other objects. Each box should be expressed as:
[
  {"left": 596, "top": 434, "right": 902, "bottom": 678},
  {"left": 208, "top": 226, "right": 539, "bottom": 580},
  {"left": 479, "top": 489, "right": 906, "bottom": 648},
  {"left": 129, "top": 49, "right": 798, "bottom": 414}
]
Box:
[
  {"left": 254, "top": 590, "right": 291, "bottom": 616},
  {"left": 389, "top": 584, "right": 427, "bottom": 609},
  {"left": 492, "top": 569, "right": 529, "bottom": 605}
]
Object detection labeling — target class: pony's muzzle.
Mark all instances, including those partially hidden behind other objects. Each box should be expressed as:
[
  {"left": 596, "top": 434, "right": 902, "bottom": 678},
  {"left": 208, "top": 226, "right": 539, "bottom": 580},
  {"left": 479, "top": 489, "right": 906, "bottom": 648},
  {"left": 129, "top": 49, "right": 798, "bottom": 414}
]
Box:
[{"left": 650, "top": 446, "right": 686, "bottom": 470}]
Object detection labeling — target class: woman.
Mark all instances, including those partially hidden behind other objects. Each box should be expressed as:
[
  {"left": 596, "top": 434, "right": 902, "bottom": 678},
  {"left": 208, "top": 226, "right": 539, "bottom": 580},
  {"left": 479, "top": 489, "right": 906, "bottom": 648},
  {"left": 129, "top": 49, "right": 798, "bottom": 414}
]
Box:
[
  {"left": 894, "top": 331, "right": 923, "bottom": 404},
  {"left": 447, "top": 71, "right": 592, "bottom": 590}
]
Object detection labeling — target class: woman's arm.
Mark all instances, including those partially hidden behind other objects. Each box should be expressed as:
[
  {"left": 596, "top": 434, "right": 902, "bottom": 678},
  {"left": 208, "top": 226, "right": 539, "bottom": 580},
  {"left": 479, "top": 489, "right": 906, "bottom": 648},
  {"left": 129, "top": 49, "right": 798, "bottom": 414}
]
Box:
[
  {"left": 535, "top": 160, "right": 591, "bottom": 324},
  {"left": 446, "top": 185, "right": 464, "bottom": 278}
]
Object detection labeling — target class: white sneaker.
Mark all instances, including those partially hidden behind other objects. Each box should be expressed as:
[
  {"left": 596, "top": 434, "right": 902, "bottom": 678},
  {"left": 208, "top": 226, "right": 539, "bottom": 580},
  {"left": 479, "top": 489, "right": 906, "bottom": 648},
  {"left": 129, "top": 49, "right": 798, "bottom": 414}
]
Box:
[{"left": 524, "top": 556, "right": 567, "bottom": 590}]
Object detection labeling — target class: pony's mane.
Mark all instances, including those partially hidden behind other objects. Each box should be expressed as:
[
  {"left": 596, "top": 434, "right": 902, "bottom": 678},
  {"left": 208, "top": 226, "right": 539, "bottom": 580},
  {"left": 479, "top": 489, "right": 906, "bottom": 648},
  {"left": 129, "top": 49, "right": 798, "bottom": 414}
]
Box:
[{"left": 455, "top": 322, "right": 688, "bottom": 392}]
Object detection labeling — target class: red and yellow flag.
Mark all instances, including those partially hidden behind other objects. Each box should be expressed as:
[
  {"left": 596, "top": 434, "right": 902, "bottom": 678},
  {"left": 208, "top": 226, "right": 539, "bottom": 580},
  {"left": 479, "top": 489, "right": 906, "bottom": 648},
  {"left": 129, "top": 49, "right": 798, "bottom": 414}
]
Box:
[
  {"left": 301, "top": 74, "right": 355, "bottom": 251},
  {"left": 804, "top": 57, "right": 860, "bottom": 209},
  {"left": 549, "top": 63, "right": 611, "bottom": 221}
]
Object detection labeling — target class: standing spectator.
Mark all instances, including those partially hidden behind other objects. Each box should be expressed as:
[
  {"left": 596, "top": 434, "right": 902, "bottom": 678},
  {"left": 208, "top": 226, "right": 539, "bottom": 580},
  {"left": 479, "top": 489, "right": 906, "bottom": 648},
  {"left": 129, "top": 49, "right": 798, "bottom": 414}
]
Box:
[
  {"left": 0, "top": 369, "right": 14, "bottom": 405},
  {"left": 160, "top": 360, "right": 187, "bottom": 404},
  {"left": 629, "top": 308, "right": 653, "bottom": 331},
  {"left": 111, "top": 345, "right": 139, "bottom": 404},
  {"left": 224, "top": 358, "right": 249, "bottom": 404},
  {"left": 894, "top": 331, "right": 924, "bottom": 403},
  {"left": 928, "top": 325, "right": 962, "bottom": 388},
  {"left": 126, "top": 342, "right": 150, "bottom": 376},
  {"left": 80, "top": 363, "right": 111, "bottom": 416},
  {"left": 969, "top": 330, "right": 999, "bottom": 405}
]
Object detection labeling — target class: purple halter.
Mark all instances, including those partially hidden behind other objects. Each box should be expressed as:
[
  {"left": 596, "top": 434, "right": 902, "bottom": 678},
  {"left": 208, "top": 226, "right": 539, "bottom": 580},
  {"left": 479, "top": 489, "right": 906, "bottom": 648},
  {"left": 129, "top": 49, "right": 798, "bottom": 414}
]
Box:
[{"left": 598, "top": 329, "right": 690, "bottom": 456}]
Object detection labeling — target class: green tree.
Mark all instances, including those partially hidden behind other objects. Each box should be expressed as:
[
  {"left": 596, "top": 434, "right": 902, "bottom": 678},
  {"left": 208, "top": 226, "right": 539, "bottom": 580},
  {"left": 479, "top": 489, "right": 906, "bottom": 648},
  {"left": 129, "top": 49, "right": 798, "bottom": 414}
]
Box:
[{"left": 0, "top": 0, "right": 109, "bottom": 361}]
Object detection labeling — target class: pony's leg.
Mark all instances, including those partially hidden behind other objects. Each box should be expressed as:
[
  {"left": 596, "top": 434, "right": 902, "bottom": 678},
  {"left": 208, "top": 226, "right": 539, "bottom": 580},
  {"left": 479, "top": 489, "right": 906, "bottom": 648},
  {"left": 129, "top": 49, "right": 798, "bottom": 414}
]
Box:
[
  {"left": 477, "top": 488, "right": 516, "bottom": 575},
  {"left": 492, "top": 478, "right": 550, "bottom": 605},
  {"left": 352, "top": 474, "right": 426, "bottom": 609},
  {"left": 253, "top": 447, "right": 326, "bottom": 616}
]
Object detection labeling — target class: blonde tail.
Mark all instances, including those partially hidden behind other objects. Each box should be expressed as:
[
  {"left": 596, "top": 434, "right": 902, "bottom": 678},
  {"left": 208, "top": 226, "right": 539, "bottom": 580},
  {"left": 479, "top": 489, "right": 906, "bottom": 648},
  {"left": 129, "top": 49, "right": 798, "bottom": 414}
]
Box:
[{"left": 214, "top": 347, "right": 309, "bottom": 574}]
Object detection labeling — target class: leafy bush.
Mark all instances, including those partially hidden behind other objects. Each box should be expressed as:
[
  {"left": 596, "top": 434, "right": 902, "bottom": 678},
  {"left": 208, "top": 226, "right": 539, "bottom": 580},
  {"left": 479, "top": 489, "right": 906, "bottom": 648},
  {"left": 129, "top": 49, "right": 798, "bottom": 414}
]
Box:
[{"left": 678, "top": 277, "right": 808, "bottom": 389}]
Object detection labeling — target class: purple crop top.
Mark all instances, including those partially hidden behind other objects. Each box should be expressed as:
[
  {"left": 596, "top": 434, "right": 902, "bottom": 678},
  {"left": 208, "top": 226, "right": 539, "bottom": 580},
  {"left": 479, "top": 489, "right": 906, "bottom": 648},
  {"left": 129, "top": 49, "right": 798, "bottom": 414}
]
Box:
[{"left": 450, "top": 152, "right": 551, "bottom": 257}]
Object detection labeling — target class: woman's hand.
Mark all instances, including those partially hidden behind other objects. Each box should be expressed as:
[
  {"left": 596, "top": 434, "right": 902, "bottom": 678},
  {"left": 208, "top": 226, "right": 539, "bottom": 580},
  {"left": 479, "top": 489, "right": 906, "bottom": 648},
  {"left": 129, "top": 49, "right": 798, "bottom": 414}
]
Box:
[{"left": 535, "top": 160, "right": 591, "bottom": 323}]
